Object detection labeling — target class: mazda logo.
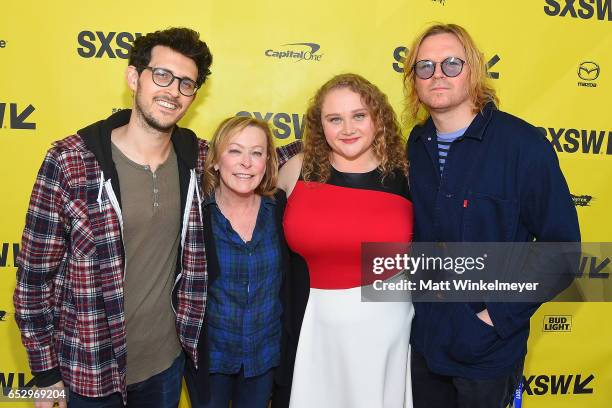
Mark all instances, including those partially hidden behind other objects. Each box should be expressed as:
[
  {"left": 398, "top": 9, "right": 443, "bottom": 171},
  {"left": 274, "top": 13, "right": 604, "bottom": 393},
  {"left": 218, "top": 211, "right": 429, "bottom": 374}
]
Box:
[{"left": 578, "top": 61, "right": 600, "bottom": 81}]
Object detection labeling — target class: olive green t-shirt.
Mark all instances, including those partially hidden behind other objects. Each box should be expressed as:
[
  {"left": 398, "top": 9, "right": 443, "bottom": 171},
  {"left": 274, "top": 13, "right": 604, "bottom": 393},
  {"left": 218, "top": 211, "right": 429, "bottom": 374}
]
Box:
[{"left": 112, "top": 143, "right": 182, "bottom": 385}]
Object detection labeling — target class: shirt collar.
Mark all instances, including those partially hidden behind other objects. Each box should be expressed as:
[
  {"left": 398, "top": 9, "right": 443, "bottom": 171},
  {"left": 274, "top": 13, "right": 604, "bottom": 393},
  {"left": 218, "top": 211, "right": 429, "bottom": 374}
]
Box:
[
  {"left": 413, "top": 101, "right": 496, "bottom": 142},
  {"left": 203, "top": 192, "right": 277, "bottom": 208}
]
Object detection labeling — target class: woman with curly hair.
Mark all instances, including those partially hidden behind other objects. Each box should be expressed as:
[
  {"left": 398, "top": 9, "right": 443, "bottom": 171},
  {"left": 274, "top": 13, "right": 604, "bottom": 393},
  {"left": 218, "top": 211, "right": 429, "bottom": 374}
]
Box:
[{"left": 276, "top": 73, "right": 414, "bottom": 407}]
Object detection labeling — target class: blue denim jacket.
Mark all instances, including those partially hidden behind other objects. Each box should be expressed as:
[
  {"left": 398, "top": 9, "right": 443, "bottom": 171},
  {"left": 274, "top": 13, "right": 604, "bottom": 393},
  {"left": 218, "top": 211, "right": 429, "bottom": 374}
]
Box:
[{"left": 408, "top": 102, "right": 580, "bottom": 379}]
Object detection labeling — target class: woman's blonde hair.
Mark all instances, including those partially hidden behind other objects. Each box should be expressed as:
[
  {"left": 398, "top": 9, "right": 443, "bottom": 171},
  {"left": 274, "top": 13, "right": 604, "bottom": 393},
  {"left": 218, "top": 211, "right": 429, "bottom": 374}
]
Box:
[
  {"left": 403, "top": 23, "right": 499, "bottom": 123},
  {"left": 302, "top": 73, "right": 407, "bottom": 183},
  {"left": 203, "top": 116, "right": 278, "bottom": 197}
]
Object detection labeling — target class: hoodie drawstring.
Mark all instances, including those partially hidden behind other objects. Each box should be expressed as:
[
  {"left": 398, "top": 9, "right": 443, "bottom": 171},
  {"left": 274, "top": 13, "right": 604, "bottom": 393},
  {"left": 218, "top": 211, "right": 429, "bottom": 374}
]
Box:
[{"left": 97, "top": 172, "right": 105, "bottom": 212}]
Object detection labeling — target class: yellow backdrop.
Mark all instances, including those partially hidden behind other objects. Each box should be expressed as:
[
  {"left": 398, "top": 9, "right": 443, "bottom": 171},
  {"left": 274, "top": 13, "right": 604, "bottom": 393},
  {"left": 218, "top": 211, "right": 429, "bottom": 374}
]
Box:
[{"left": 1, "top": 0, "right": 611, "bottom": 406}]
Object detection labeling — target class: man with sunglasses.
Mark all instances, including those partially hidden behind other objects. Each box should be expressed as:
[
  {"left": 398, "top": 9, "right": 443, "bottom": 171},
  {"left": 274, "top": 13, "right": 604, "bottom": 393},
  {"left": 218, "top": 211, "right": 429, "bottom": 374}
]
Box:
[
  {"left": 14, "top": 28, "right": 212, "bottom": 407},
  {"left": 404, "top": 24, "right": 579, "bottom": 407}
]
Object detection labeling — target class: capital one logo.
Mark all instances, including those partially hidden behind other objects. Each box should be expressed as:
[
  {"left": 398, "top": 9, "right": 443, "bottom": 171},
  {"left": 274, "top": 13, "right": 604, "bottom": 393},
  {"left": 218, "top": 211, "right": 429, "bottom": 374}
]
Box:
[
  {"left": 578, "top": 61, "right": 600, "bottom": 81},
  {"left": 77, "top": 31, "right": 143, "bottom": 59},
  {"left": 391, "top": 47, "right": 500, "bottom": 79},
  {"left": 264, "top": 42, "right": 323, "bottom": 62}
]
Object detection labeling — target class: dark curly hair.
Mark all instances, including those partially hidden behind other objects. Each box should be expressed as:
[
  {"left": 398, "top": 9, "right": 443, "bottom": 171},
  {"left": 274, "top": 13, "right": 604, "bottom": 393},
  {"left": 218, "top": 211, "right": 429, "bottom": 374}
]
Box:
[
  {"left": 302, "top": 73, "right": 408, "bottom": 183},
  {"left": 128, "top": 27, "right": 212, "bottom": 87}
]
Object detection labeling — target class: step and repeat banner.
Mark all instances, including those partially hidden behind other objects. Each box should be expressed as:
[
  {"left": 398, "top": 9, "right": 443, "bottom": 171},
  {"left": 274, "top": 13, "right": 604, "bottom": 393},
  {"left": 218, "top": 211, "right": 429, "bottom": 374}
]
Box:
[{"left": 1, "top": 0, "right": 611, "bottom": 406}]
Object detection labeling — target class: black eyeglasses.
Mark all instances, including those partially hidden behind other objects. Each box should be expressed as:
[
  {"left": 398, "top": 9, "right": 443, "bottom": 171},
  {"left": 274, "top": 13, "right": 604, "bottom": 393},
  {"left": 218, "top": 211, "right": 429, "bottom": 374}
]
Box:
[
  {"left": 142, "top": 66, "right": 199, "bottom": 96},
  {"left": 413, "top": 57, "right": 466, "bottom": 80}
]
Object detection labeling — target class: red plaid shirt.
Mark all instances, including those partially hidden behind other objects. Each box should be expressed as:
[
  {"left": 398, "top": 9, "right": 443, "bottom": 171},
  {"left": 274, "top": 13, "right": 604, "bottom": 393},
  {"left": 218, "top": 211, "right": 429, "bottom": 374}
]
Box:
[{"left": 14, "top": 134, "right": 209, "bottom": 401}]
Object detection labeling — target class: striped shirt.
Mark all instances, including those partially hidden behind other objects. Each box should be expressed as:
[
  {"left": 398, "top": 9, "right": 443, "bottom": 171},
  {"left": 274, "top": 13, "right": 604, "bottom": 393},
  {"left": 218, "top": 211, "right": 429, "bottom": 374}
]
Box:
[{"left": 437, "top": 127, "right": 468, "bottom": 175}]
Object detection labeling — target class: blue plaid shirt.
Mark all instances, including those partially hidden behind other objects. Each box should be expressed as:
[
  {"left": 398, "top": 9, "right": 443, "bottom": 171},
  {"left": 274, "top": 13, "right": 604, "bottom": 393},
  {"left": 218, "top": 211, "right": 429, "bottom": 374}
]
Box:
[{"left": 205, "top": 195, "right": 282, "bottom": 377}]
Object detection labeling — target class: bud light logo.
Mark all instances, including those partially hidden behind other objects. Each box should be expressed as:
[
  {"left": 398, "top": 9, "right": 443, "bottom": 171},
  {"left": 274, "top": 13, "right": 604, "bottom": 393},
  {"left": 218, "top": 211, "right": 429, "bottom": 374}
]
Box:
[{"left": 543, "top": 315, "right": 572, "bottom": 332}]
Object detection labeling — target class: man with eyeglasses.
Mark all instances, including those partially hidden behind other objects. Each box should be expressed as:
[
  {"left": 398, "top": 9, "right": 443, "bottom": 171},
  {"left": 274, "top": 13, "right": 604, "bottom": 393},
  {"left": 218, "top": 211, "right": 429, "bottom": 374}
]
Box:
[
  {"left": 14, "top": 27, "right": 212, "bottom": 408},
  {"left": 403, "top": 24, "right": 579, "bottom": 407}
]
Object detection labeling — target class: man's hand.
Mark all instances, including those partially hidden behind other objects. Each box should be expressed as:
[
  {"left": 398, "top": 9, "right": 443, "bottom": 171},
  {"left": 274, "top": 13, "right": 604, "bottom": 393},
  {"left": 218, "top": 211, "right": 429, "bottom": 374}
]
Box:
[
  {"left": 477, "top": 309, "right": 494, "bottom": 327},
  {"left": 34, "top": 380, "right": 67, "bottom": 408}
]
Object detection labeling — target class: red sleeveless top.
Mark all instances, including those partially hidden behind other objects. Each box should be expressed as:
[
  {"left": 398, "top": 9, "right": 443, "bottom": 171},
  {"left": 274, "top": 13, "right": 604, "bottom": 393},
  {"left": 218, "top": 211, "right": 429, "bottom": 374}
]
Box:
[{"left": 283, "top": 168, "right": 413, "bottom": 290}]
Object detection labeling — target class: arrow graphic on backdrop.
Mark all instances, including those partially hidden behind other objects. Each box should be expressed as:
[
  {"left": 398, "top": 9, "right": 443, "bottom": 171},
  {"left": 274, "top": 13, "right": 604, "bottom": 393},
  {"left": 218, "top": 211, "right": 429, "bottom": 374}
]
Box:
[
  {"left": 486, "top": 55, "right": 500, "bottom": 79},
  {"left": 11, "top": 104, "right": 36, "bottom": 129},
  {"left": 0, "top": 103, "right": 36, "bottom": 130}
]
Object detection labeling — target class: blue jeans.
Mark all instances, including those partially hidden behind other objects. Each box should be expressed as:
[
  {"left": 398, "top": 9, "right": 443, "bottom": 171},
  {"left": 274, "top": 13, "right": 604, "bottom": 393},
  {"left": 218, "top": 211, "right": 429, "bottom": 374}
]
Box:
[
  {"left": 68, "top": 353, "right": 185, "bottom": 408},
  {"left": 186, "top": 368, "right": 274, "bottom": 408}
]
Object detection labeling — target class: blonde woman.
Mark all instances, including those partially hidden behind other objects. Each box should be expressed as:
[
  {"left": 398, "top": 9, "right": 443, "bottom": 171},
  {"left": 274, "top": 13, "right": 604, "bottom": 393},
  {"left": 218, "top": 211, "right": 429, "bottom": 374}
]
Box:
[{"left": 185, "top": 116, "right": 285, "bottom": 408}]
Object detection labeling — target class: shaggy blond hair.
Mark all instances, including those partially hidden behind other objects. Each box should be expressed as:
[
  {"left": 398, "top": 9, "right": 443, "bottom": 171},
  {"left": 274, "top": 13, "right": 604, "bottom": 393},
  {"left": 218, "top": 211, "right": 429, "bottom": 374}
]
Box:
[{"left": 403, "top": 23, "right": 499, "bottom": 123}]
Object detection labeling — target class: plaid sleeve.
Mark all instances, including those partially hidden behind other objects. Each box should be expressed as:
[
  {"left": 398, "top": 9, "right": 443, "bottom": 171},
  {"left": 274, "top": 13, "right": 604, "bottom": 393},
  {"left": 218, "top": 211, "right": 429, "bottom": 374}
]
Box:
[
  {"left": 14, "top": 148, "right": 69, "bottom": 373},
  {"left": 276, "top": 140, "right": 302, "bottom": 167}
]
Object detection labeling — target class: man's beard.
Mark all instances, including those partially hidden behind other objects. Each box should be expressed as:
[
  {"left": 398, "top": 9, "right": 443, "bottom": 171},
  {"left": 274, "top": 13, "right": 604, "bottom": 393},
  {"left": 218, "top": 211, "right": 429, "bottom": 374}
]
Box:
[{"left": 134, "top": 88, "right": 179, "bottom": 133}]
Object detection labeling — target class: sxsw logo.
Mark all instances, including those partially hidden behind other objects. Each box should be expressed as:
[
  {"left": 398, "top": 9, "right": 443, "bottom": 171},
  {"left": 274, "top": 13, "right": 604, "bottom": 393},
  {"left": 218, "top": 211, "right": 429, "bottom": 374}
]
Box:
[
  {"left": 0, "top": 373, "right": 35, "bottom": 391},
  {"left": 543, "top": 315, "right": 572, "bottom": 332},
  {"left": 538, "top": 127, "right": 612, "bottom": 155},
  {"left": 391, "top": 47, "right": 500, "bottom": 79},
  {"left": 236, "top": 111, "right": 305, "bottom": 140},
  {"left": 544, "top": 0, "right": 612, "bottom": 21},
  {"left": 264, "top": 43, "right": 323, "bottom": 62},
  {"left": 0, "top": 242, "right": 20, "bottom": 268},
  {"left": 571, "top": 194, "right": 594, "bottom": 207},
  {"left": 0, "top": 103, "right": 35, "bottom": 130},
  {"left": 431, "top": 0, "right": 447, "bottom": 5},
  {"left": 576, "top": 256, "right": 610, "bottom": 278},
  {"left": 577, "top": 61, "right": 600, "bottom": 88},
  {"left": 522, "top": 373, "right": 594, "bottom": 395},
  {"left": 77, "top": 31, "right": 143, "bottom": 59}
]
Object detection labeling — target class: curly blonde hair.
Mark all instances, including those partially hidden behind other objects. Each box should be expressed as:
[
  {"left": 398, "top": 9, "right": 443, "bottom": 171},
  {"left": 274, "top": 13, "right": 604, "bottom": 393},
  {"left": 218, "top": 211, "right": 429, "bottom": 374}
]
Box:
[
  {"left": 403, "top": 23, "right": 499, "bottom": 123},
  {"left": 302, "top": 73, "right": 407, "bottom": 183},
  {"left": 203, "top": 116, "right": 278, "bottom": 197}
]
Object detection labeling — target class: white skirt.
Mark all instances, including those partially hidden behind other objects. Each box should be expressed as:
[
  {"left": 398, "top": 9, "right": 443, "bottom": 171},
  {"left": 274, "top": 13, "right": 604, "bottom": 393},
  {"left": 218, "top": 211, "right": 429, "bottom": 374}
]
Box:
[{"left": 289, "top": 286, "right": 414, "bottom": 408}]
